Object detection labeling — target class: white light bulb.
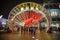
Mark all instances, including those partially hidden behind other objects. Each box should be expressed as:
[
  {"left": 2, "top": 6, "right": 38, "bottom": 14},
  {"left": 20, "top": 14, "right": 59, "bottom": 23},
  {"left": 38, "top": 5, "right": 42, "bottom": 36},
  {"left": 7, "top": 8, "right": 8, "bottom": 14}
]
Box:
[
  {"left": 21, "top": 8, "right": 24, "bottom": 11},
  {"left": 30, "top": 7, "right": 34, "bottom": 10}
]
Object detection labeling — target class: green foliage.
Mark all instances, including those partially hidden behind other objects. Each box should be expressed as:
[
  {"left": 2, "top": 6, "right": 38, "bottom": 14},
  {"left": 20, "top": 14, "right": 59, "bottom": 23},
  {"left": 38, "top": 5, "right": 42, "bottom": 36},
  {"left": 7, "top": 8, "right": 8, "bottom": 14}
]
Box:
[{"left": 0, "top": 25, "right": 4, "bottom": 30}]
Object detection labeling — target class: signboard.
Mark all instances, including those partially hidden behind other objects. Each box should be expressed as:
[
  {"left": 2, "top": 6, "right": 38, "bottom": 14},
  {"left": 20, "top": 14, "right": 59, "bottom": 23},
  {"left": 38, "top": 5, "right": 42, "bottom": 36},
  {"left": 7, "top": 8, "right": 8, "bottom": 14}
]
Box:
[{"left": 47, "top": 9, "right": 60, "bottom": 17}]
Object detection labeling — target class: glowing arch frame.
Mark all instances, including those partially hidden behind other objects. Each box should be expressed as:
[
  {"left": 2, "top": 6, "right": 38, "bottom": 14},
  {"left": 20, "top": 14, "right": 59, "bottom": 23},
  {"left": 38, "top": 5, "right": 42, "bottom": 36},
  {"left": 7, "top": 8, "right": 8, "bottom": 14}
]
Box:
[{"left": 8, "top": 2, "right": 50, "bottom": 32}]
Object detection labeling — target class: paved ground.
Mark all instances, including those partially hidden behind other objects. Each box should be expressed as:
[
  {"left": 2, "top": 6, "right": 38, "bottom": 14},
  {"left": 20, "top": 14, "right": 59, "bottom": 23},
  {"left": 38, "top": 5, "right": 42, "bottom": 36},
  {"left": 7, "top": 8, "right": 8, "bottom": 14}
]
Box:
[{"left": 0, "top": 31, "right": 60, "bottom": 40}]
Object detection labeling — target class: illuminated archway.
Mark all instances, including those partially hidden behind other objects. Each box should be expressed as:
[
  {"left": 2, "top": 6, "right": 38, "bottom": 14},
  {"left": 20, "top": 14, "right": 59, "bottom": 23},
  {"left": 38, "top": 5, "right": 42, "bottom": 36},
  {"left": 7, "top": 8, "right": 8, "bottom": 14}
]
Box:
[{"left": 8, "top": 2, "right": 50, "bottom": 32}]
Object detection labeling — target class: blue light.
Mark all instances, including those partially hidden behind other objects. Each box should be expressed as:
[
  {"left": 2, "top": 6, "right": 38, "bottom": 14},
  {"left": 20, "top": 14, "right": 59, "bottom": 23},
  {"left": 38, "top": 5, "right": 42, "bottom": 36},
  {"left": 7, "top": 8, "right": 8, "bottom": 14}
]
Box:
[{"left": 0, "top": 18, "right": 7, "bottom": 23}]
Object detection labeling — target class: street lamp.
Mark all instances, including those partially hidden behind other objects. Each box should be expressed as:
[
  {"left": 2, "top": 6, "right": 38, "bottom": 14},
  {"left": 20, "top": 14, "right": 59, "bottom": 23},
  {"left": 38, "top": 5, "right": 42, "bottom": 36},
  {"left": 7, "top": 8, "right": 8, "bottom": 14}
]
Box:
[{"left": 0, "top": 15, "right": 3, "bottom": 19}]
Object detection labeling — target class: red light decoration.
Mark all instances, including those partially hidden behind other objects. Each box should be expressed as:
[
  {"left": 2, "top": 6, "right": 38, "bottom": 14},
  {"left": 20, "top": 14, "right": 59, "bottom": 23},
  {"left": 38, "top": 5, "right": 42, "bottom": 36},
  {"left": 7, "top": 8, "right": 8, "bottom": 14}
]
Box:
[{"left": 19, "top": 11, "right": 42, "bottom": 27}]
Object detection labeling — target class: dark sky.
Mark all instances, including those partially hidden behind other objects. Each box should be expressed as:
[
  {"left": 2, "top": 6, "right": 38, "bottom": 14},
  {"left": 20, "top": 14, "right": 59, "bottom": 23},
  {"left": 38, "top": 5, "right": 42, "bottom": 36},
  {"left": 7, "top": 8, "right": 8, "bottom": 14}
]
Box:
[{"left": 0, "top": 0, "right": 60, "bottom": 19}]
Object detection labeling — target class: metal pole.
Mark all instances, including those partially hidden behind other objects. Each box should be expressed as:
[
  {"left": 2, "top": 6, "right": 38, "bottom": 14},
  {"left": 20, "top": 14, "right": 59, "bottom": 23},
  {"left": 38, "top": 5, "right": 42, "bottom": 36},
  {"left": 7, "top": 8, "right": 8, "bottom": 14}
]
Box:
[{"left": 28, "top": 27, "right": 29, "bottom": 35}]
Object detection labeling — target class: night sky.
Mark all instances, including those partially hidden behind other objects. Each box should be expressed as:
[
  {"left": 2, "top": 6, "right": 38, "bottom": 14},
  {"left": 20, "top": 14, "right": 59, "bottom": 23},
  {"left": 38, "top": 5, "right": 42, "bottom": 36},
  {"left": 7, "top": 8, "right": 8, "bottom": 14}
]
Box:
[{"left": 0, "top": 0, "right": 60, "bottom": 19}]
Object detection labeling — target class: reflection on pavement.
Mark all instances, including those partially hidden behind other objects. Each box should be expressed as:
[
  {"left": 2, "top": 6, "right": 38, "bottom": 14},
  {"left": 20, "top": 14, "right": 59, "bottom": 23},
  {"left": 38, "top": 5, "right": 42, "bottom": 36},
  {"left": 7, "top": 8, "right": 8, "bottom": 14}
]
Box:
[{"left": 0, "top": 31, "right": 60, "bottom": 40}]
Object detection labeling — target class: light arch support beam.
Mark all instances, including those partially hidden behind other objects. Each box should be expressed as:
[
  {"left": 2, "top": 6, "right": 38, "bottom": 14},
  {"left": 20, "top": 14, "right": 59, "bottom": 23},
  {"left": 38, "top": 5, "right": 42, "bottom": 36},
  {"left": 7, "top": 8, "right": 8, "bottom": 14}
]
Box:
[{"left": 8, "top": 2, "right": 50, "bottom": 32}]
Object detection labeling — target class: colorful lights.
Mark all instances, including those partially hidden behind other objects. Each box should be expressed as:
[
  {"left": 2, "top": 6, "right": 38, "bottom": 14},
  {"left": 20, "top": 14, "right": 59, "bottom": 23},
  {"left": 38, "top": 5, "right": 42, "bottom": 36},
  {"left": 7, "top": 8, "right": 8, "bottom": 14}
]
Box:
[{"left": 19, "top": 11, "right": 42, "bottom": 26}]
